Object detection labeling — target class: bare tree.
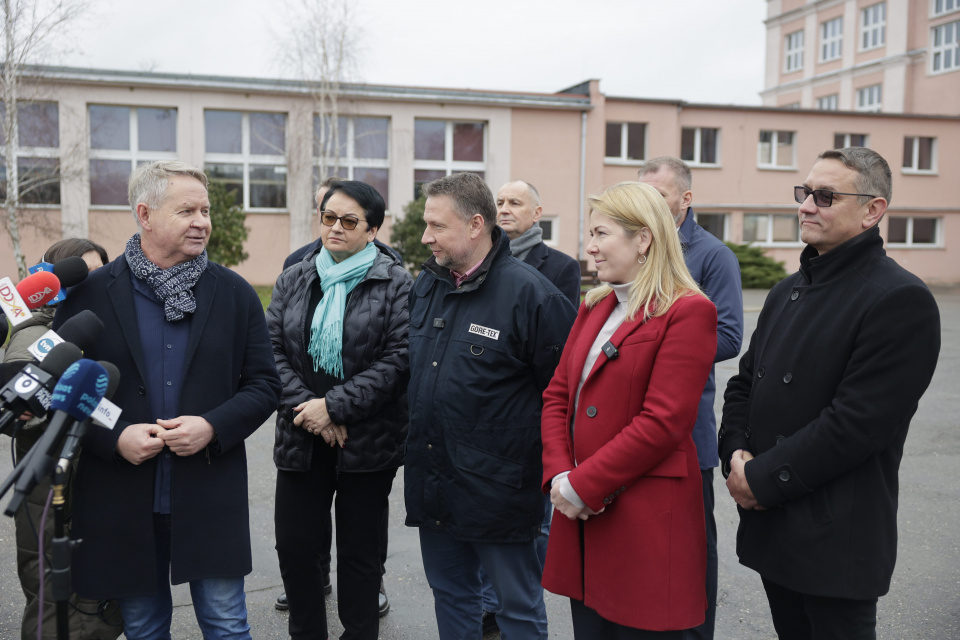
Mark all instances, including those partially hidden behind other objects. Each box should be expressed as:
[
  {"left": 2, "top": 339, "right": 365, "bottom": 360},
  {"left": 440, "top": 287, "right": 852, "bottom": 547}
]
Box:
[{"left": 2, "top": 0, "right": 85, "bottom": 278}]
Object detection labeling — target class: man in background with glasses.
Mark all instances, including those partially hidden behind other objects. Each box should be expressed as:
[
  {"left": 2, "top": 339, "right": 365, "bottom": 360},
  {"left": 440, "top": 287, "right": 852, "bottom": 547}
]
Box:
[{"left": 720, "top": 147, "right": 941, "bottom": 639}]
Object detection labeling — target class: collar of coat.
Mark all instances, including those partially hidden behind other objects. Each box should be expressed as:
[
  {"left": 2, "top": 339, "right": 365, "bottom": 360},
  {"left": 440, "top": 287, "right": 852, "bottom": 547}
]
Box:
[{"left": 799, "top": 225, "right": 883, "bottom": 285}]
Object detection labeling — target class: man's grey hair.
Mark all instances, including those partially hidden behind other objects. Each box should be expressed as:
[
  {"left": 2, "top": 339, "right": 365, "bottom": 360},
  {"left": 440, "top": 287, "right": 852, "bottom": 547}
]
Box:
[
  {"left": 638, "top": 156, "right": 692, "bottom": 193},
  {"left": 315, "top": 175, "right": 345, "bottom": 205},
  {"left": 422, "top": 173, "right": 497, "bottom": 234},
  {"left": 503, "top": 180, "right": 540, "bottom": 206},
  {"left": 817, "top": 147, "right": 892, "bottom": 205},
  {"left": 128, "top": 161, "right": 208, "bottom": 228}
]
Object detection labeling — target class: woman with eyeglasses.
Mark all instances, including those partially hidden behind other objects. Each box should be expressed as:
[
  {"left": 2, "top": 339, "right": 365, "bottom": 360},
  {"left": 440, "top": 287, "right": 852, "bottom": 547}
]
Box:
[
  {"left": 267, "top": 180, "right": 412, "bottom": 640},
  {"left": 540, "top": 182, "right": 717, "bottom": 638}
]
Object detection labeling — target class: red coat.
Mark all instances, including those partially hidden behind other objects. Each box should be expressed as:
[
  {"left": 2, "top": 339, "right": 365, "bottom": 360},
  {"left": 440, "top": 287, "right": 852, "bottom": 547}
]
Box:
[{"left": 541, "top": 291, "right": 717, "bottom": 630}]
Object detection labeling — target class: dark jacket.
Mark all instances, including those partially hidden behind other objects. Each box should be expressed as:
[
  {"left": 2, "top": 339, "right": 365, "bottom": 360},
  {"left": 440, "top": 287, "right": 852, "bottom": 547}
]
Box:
[
  {"left": 522, "top": 241, "right": 581, "bottom": 309},
  {"left": 719, "top": 226, "right": 940, "bottom": 599},
  {"left": 404, "top": 227, "right": 577, "bottom": 543},
  {"left": 267, "top": 244, "right": 412, "bottom": 473},
  {"left": 52, "top": 256, "right": 281, "bottom": 597}
]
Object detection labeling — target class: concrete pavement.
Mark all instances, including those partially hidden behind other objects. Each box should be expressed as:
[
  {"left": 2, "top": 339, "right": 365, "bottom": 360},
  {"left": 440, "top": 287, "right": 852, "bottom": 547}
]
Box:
[{"left": 1, "top": 287, "right": 958, "bottom": 639}]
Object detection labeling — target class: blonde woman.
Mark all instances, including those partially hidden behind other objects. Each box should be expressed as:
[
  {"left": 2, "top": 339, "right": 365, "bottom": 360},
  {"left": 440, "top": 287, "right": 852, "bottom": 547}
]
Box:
[{"left": 541, "top": 181, "right": 718, "bottom": 638}]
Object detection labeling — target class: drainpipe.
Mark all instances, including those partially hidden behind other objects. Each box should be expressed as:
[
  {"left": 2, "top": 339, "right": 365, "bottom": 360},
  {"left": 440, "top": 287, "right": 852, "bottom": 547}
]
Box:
[{"left": 578, "top": 110, "right": 587, "bottom": 260}]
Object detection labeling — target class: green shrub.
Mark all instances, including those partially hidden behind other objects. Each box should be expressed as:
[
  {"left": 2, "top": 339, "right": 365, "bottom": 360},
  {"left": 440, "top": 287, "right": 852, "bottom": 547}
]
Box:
[
  {"left": 390, "top": 195, "right": 432, "bottom": 274},
  {"left": 725, "top": 242, "right": 789, "bottom": 289}
]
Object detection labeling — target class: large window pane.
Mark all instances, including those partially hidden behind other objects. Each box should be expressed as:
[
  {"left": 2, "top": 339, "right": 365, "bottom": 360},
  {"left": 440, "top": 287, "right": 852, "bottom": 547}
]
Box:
[
  {"left": 250, "top": 112, "right": 285, "bottom": 155},
  {"left": 605, "top": 123, "right": 621, "bottom": 158},
  {"left": 18, "top": 157, "right": 60, "bottom": 204},
  {"left": 206, "top": 163, "right": 244, "bottom": 205},
  {"left": 19, "top": 103, "right": 59, "bottom": 148},
  {"left": 918, "top": 137, "right": 933, "bottom": 171},
  {"left": 776, "top": 131, "right": 794, "bottom": 167},
  {"left": 138, "top": 108, "right": 176, "bottom": 152},
  {"left": 354, "top": 167, "right": 389, "bottom": 208},
  {"left": 743, "top": 214, "right": 764, "bottom": 243},
  {"left": 414, "top": 169, "right": 445, "bottom": 199},
  {"left": 415, "top": 120, "right": 445, "bottom": 160},
  {"left": 205, "top": 111, "right": 242, "bottom": 154},
  {"left": 90, "top": 105, "right": 130, "bottom": 150},
  {"left": 90, "top": 159, "right": 131, "bottom": 205},
  {"left": 759, "top": 131, "right": 773, "bottom": 165},
  {"left": 697, "top": 213, "right": 726, "bottom": 240},
  {"left": 453, "top": 123, "right": 483, "bottom": 162},
  {"left": 315, "top": 115, "right": 347, "bottom": 158},
  {"left": 701, "top": 128, "right": 718, "bottom": 163},
  {"left": 249, "top": 164, "right": 286, "bottom": 208},
  {"left": 354, "top": 117, "right": 388, "bottom": 159},
  {"left": 772, "top": 214, "right": 798, "bottom": 241},
  {"left": 887, "top": 217, "right": 907, "bottom": 243},
  {"left": 912, "top": 218, "right": 937, "bottom": 244},
  {"left": 680, "top": 128, "right": 696, "bottom": 162},
  {"left": 626, "top": 123, "right": 645, "bottom": 161}
]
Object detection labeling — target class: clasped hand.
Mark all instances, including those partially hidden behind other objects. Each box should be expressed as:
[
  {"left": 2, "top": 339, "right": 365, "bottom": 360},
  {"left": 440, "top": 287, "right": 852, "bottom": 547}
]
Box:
[
  {"left": 293, "top": 398, "right": 347, "bottom": 448},
  {"left": 117, "top": 416, "right": 215, "bottom": 464},
  {"left": 550, "top": 483, "right": 605, "bottom": 521}
]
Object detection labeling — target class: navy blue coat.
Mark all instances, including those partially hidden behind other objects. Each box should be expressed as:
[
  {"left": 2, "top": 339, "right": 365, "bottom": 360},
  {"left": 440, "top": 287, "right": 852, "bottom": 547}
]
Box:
[
  {"left": 521, "top": 241, "right": 581, "bottom": 309},
  {"left": 404, "top": 228, "right": 577, "bottom": 543},
  {"left": 53, "top": 256, "right": 281, "bottom": 597}
]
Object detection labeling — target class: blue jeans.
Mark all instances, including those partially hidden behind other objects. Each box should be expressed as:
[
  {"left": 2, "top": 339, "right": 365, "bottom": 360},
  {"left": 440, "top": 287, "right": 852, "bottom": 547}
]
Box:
[
  {"left": 118, "top": 514, "right": 251, "bottom": 640},
  {"left": 420, "top": 527, "right": 547, "bottom": 640}
]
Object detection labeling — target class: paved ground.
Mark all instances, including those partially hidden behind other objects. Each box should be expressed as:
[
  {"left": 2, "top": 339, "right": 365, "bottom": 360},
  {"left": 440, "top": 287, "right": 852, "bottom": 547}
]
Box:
[{"left": 1, "top": 287, "right": 958, "bottom": 639}]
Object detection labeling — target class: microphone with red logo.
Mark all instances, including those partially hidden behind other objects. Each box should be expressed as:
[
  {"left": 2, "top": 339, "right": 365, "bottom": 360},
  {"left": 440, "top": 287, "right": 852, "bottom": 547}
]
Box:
[{"left": 0, "top": 271, "right": 61, "bottom": 327}]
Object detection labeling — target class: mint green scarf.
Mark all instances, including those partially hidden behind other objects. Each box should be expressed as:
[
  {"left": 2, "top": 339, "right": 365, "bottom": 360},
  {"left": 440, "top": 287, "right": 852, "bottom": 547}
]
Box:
[{"left": 308, "top": 243, "right": 378, "bottom": 378}]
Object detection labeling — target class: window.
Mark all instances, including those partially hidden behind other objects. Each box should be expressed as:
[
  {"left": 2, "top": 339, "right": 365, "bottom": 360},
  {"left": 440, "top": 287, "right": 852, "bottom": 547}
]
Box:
[
  {"left": 204, "top": 110, "right": 286, "bottom": 210},
  {"left": 413, "top": 119, "right": 485, "bottom": 196},
  {"left": 88, "top": 105, "right": 177, "bottom": 206},
  {"left": 903, "top": 136, "right": 936, "bottom": 172},
  {"left": 743, "top": 214, "right": 800, "bottom": 244},
  {"left": 931, "top": 20, "right": 960, "bottom": 73},
  {"left": 834, "top": 133, "right": 869, "bottom": 148},
  {"left": 696, "top": 213, "right": 728, "bottom": 241},
  {"left": 856, "top": 84, "right": 882, "bottom": 111},
  {"left": 540, "top": 216, "right": 557, "bottom": 245},
  {"left": 817, "top": 94, "right": 839, "bottom": 110},
  {"left": 758, "top": 130, "right": 796, "bottom": 169},
  {"left": 934, "top": 0, "right": 959, "bottom": 16},
  {"left": 680, "top": 127, "right": 719, "bottom": 165},
  {"left": 605, "top": 122, "right": 646, "bottom": 162},
  {"left": 861, "top": 3, "right": 886, "bottom": 51},
  {"left": 887, "top": 217, "right": 940, "bottom": 246},
  {"left": 782, "top": 102, "right": 801, "bottom": 109},
  {"left": 0, "top": 102, "right": 61, "bottom": 205},
  {"left": 315, "top": 115, "right": 390, "bottom": 208},
  {"left": 821, "top": 17, "right": 843, "bottom": 61},
  {"left": 785, "top": 30, "right": 805, "bottom": 72}
]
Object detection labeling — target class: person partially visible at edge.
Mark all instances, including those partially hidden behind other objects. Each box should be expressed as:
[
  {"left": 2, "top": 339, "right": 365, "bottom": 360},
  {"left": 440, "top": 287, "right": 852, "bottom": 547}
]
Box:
[
  {"left": 268, "top": 179, "right": 412, "bottom": 640},
  {"left": 720, "top": 147, "right": 941, "bottom": 640},
  {"left": 541, "top": 181, "right": 717, "bottom": 637},
  {"left": 404, "top": 172, "right": 576, "bottom": 640},
  {"left": 3, "top": 238, "right": 125, "bottom": 640},
  {"left": 52, "top": 160, "right": 281, "bottom": 640},
  {"left": 639, "top": 156, "right": 744, "bottom": 640}
]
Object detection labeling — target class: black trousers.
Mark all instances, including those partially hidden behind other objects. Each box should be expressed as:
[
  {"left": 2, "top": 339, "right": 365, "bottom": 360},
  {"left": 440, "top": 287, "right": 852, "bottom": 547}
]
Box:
[
  {"left": 317, "top": 500, "right": 388, "bottom": 577},
  {"left": 570, "top": 599, "right": 686, "bottom": 640},
  {"left": 761, "top": 577, "right": 878, "bottom": 640},
  {"left": 276, "top": 441, "right": 396, "bottom": 640}
]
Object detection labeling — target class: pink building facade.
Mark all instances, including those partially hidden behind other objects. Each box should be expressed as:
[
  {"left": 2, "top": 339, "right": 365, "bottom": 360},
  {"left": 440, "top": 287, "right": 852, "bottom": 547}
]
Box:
[{"left": 1, "top": 65, "right": 958, "bottom": 285}]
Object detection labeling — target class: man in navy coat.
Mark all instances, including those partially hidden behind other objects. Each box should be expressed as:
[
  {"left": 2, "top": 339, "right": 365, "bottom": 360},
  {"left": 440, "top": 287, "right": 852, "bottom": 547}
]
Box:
[{"left": 54, "top": 161, "right": 281, "bottom": 639}]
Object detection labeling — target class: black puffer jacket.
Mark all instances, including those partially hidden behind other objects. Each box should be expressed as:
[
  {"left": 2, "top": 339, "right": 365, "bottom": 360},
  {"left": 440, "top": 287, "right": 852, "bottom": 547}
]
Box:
[{"left": 267, "top": 245, "right": 413, "bottom": 473}]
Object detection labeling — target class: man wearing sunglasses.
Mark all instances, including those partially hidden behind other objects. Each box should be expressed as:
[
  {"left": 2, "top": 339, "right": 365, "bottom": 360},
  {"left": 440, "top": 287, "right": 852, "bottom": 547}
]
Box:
[{"left": 719, "top": 147, "right": 941, "bottom": 639}]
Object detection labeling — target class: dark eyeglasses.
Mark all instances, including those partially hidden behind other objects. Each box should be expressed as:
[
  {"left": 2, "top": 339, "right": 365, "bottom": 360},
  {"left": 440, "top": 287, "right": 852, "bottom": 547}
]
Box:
[
  {"left": 794, "top": 186, "right": 876, "bottom": 208},
  {"left": 319, "top": 211, "right": 363, "bottom": 230}
]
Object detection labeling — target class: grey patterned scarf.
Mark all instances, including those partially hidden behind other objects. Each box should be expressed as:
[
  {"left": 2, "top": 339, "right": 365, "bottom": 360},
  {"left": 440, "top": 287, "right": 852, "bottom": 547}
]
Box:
[
  {"left": 509, "top": 223, "right": 543, "bottom": 261},
  {"left": 124, "top": 234, "right": 207, "bottom": 321}
]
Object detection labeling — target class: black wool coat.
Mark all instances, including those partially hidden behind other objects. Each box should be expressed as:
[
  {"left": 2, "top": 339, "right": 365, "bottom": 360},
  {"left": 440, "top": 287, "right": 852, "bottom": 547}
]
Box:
[
  {"left": 719, "top": 226, "right": 940, "bottom": 599},
  {"left": 521, "top": 241, "right": 582, "bottom": 309}
]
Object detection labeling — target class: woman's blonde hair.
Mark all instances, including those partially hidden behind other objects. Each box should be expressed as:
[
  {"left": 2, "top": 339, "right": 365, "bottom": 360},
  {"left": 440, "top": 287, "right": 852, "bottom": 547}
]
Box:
[{"left": 584, "top": 181, "right": 705, "bottom": 321}]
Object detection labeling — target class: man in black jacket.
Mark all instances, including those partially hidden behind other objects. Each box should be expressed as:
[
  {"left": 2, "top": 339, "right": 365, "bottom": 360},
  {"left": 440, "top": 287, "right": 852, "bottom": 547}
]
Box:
[{"left": 719, "top": 147, "right": 940, "bottom": 639}]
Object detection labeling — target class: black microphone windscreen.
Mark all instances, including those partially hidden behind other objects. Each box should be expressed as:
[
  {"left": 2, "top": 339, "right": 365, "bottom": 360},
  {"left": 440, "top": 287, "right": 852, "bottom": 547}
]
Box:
[
  {"left": 0, "top": 361, "right": 25, "bottom": 386},
  {"left": 56, "top": 310, "right": 104, "bottom": 352},
  {"left": 52, "top": 256, "right": 89, "bottom": 288},
  {"left": 96, "top": 361, "right": 121, "bottom": 399},
  {"left": 39, "top": 342, "right": 83, "bottom": 378}
]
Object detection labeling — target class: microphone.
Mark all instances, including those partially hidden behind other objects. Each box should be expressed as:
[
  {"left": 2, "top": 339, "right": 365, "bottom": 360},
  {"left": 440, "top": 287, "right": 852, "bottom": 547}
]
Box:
[
  {"left": 16, "top": 271, "right": 61, "bottom": 309},
  {"left": 0, "top": 342, "right": 83, "bottom": 435},
  {"left": 28, "top": 309, "right": 104, "bottom": 362},
  {"left": 58, "top": 361, "right": 120, "bottom": 463},
  {"left": 29, "top": 256, "right": 88, "bottom": 305},
  {"left": 0, "top": 276, "right": 31, "bottom": 327},
  {"left": 3, "top": 359, "right": 108, "bottom": 516}
]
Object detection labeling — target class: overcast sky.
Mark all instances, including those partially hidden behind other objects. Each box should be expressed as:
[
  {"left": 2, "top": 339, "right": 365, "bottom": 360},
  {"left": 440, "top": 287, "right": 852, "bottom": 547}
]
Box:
[{"left": 63, "top": 0, "right": 768, "bottom": 105}]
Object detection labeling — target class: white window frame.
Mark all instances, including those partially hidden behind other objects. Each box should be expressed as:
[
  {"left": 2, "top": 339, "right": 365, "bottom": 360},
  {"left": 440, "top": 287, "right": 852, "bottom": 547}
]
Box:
[
  {"left": 886, "top": 216, "right": 942, "bottom": 248},
  {"left": 817, "top": 94, "right": 839, "bottom": 110},
  {"left": 757, "top": 130, "right": 797, "bottom": 170},
  {"left": 315, "top": 115, "right": 390, "bottom": 202},
  {"left": 933, "top": 0, "right": 960, "bottom": 17},
  {"left": 540, "top": 215, "right": 559, "bottom": 246},
  {"left": 785, "top": 30, "right": 805, "bottom": 72},
  {"left": 820, "top": 17, "right": 843, "bottom": 62},
  {"left": 860, "top": 3, "right": 886, "bottom": 51},
  {"left": 902, "top": 136, "right": 938, "bottom": 174},
  {"left": 743, "top": 213, "right": 802, "bottom": 246},
  {"left": 931, "top": 20, "right": 960, "bottom": 74},
  {"left": 681, "top": 127, "right": 721, "bottom": 166},
  {"left": 2, "top": 102, "right": 61, "bottom": 208},
  {"left": 412, "top": 119, "right": 486, "bottom": 177},
  {"left": 856, "top": 84, "right": 882, "bottom": 111},
  {"left": 604, "top": 121, "right": 647, "bottom": 164},
  {"left": 834, "top": 133, "right": 870, "bottom": 148},
  {"left": 695, "top": 212, "right": 729, "bottom": 242},
  {"left": 204, "top": 110, "right": 288, "bottom": 212}
]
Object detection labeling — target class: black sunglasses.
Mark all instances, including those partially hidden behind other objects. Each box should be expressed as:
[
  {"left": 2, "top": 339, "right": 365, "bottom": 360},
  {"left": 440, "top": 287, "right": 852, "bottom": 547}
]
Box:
[
  {"left": 794, "top": 186, "right": 876, "bottom": 208},
  {"left": 319, "top": 211, "right": 363, "bottom": 230}
]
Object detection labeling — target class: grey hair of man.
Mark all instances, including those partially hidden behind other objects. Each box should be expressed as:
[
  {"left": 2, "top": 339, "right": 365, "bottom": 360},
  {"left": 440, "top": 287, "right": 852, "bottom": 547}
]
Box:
[
  {"left": 516, "top": 180, "right": 541, "bottom": 206},
  {"left": 314, "top": 175, "right": 346, "bottom": 205},
  {"left": 638, "top": 156, "right": 693, "bottom": 193},
  {"left": 422, "top": 172, "right": 497, "bottom": 235},
  {"left": 128, "top": 160, "right": 209, "bottom": 229},
  {"left": 817, "top": 147, "right": 892, "bottom": 205}
]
